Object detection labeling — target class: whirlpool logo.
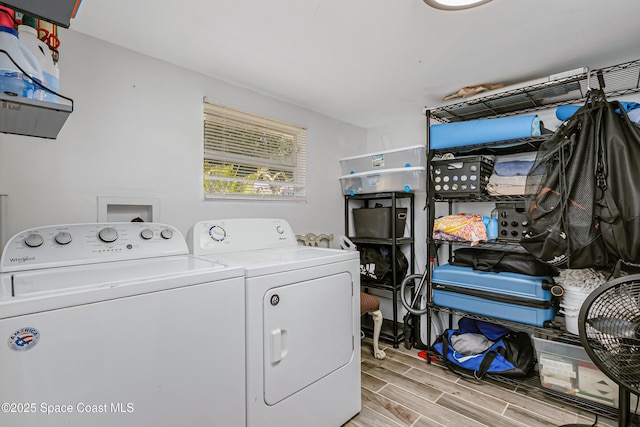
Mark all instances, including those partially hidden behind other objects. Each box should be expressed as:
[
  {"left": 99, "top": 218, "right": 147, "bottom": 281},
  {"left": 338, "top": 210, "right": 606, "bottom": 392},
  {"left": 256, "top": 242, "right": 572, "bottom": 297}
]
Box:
[{"left": 9, "top": 256, "right": 35, "bottom": 264}]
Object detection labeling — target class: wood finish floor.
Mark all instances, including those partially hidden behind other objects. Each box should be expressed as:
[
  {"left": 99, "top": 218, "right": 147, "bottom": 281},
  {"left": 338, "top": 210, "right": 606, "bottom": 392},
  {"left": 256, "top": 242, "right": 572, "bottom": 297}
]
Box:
[{"left": 343, "top": 338, "right": 621, "bottom": 427}]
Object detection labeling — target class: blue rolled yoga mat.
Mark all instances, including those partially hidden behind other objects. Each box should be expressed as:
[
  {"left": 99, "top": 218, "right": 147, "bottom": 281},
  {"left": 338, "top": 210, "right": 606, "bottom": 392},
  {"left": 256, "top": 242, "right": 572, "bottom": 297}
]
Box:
[
  {"left": 430, "top": 115, "right": 541, "bottom": 150},
  {"left": 556, "top": 101, "right": 640, "bottom": 121}
]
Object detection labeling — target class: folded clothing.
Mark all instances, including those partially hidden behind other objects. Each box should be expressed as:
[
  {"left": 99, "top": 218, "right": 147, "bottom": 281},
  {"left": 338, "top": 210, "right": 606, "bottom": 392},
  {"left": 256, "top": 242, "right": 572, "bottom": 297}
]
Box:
[
  {"left": 492, "top": 160, "right": 534, "bottom": 176},
  {"left": 487, "top": 175, "right": 542, "bottom": 196},
  {"left": 489, "top": 174, "right": 527, "bottom": 186},
  {"left": 486, "top": 183, "right": 528, "bottom": 196}
]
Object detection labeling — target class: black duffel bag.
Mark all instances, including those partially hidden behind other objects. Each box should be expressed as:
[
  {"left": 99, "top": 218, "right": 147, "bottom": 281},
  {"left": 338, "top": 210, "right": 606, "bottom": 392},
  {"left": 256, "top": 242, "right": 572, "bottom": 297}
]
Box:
[
  {"left": 359, "top": 245, "right": 409, "bottom": 284},
  {"left": 451, "top": 248, "right": 557, "bottom": 277}
]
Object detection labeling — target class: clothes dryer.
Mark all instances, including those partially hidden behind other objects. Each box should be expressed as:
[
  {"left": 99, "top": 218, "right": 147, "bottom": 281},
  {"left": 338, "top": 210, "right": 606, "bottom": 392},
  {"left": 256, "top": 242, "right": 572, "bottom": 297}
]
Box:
[
  {"left": 187, "top": 218, "right": 361, "bottom": 427},
  {"left": 0, "top": 222, "right": 246, "bottom": 427}
]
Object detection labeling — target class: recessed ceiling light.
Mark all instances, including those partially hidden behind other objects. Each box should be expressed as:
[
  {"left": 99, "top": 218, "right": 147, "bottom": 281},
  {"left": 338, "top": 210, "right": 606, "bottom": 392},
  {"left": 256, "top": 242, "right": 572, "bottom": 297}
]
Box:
[{"left": 423, "top": 0, "right": 492, "bottom": 10}]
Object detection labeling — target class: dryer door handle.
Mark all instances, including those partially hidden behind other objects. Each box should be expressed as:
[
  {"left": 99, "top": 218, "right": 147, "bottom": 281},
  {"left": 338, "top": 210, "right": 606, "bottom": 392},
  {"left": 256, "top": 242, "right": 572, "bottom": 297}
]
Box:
[{"left": 270, "top": 329, "right": 288, "bottom": 364}]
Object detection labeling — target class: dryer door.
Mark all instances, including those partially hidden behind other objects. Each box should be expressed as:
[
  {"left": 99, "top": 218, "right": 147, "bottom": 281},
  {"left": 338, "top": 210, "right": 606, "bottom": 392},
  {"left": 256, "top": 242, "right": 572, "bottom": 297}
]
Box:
[{"left": 263, "top": 272, "right": 354, "bottom": 405}]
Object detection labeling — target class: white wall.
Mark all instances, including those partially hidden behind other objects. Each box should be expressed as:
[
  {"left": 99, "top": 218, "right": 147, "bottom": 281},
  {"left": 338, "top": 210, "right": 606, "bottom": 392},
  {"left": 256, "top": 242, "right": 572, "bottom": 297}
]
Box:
[
  {"left": 363, "top": 117, "right": 429, "bottom": 324},
  {"left": 366, "top": 117, "right": 428, "bottom": 274},
  {"left": 0, "top": 30, "right": 367, "bottom": 244}
]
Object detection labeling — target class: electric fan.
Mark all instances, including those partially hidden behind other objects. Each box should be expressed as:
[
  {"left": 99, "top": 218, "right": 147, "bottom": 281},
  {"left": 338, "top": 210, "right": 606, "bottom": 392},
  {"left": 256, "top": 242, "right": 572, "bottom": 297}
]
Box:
[{"left": 576, "top": 274, "right": 640, "bottom": 426}]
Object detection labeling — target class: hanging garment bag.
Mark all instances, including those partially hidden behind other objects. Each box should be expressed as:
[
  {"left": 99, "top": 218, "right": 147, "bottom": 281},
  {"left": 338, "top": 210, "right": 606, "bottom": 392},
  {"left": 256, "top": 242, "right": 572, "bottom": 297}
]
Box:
[
  {"left": 520, "top": 89, "right": 640, "bottom": 268},
  {"left": 592, "top": 93, "right": 640, "bottom": 263}
]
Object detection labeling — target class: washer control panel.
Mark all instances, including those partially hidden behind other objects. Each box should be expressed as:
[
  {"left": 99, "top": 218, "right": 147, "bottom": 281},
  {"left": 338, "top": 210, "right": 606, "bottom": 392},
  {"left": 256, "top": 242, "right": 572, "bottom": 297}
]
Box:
[
  {"left": 0, "top": 223, "right": 187, "bottom": 272},
  {"left": 188, "top": 218, "right": 297, "bottom": 255}
]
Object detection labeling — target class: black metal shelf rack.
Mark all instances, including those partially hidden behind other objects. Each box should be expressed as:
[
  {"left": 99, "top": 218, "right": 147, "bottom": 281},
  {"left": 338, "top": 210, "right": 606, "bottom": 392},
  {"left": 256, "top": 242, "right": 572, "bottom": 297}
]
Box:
[
  {"left": 423, "top": 57, "right": 640, "bottom": 422},
  {"left": 345, "top": 191, "right": 415, "bottom": 348}
]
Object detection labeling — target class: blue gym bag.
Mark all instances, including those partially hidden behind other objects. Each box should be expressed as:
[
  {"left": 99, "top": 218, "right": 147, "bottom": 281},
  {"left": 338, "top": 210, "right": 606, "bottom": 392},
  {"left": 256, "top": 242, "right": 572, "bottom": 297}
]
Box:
[{"left": 432, "top": 318, "right": 534, "bottom": 379}]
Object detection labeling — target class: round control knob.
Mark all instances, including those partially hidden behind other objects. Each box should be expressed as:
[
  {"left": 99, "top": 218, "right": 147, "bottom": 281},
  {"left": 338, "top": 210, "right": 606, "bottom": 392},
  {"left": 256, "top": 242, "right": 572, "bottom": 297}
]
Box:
[
  {"left": 160, "top": 228, "right": 173, "bottom": 240},
  {"left": 208, "top": 226, "right": 226, "bottom": 242},
  {"left": 98, "top": 227, "right": 118, "bottom": 243},
  {"left": 24, "top": 233, "right": 44, "bottom": 248},
  {"left": 276, "top": 225, "right": 284, "bottom": 234},
  {"left": 54, "top": 231, "right": 72, "bottom": 245},
  {"left": 140, "top": 228, "right": 154, "bottom": 240}
]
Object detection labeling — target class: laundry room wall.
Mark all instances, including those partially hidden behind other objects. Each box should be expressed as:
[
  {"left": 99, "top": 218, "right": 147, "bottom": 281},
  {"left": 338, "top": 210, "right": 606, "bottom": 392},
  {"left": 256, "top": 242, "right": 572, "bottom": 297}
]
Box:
[
  {"left": 366, "top": 117, "right": 428, "bottom": 273},
  {"left": 364, "top": 118, "right": 428, "bottom": 323},
  {"left": 0, "top": 30, "right": 367, "bottom": 246}
]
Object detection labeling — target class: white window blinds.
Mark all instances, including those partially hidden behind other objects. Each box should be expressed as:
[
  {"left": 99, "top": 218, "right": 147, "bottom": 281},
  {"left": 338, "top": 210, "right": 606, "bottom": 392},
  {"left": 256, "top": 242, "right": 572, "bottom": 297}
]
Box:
[{"left": 203, "top": 99, "right": 307, "bottom": 201}]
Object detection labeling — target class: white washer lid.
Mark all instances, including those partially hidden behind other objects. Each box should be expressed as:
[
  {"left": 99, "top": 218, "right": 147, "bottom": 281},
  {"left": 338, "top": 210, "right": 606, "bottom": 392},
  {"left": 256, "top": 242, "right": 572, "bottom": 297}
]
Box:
[{"left": 0, "top": 256, "right": 244, "bottom": 319}]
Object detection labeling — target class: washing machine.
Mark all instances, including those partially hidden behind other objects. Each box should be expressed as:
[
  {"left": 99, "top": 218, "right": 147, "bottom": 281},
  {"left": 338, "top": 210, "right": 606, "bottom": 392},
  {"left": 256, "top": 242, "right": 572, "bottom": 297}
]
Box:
[
  {"left": 0, "top": 222, "right": 246, "bottom": 427},
  {"left": 187, "top": 218, "right": 361, "bottom": 427}
]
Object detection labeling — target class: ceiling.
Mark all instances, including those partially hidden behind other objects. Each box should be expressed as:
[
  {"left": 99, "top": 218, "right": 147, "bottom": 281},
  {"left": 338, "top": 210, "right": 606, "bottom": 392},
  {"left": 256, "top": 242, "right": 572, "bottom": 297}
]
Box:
[{"left": 71, "top": 0, "right": 640, "bottom": 129}]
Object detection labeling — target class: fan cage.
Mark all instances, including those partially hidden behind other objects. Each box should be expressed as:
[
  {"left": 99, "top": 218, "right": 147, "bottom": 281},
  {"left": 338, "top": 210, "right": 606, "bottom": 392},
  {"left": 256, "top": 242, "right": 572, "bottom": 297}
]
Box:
[{"left": 579, "top": 274, "right": 640, "bottom": 396}]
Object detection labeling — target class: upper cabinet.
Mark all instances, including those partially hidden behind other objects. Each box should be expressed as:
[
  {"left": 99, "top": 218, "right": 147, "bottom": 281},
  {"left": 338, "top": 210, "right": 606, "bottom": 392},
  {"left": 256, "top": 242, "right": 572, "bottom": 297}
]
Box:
[{"left": 0, "top": 0, "right": 81, "bottom": 28}]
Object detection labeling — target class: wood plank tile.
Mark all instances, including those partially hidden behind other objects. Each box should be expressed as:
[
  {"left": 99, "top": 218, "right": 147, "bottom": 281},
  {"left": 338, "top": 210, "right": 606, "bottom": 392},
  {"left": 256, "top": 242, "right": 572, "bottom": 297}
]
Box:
[
  {"left": 456, "top": 376, "right": 580, "bottom": 425},
  {"left": 361, "top": 362, "right": 443, "bottom": 402},
  {"left": 384, "top": 345, "right": 496, "bottom": 383},
  {"left": 361, "top": 352, "right": 413, "bottom": 375},
  {"left": 361, "top": 387, "right": 421, "bottom": 427},
  {"left": 411, "top": 416, "right": 446, "bottom": 427},
  {"left": 350, "top": 337, "right": 612, "bottom": 427},
  {"left": 503, "top": 403, "right": 575, "bottom": 427},
  {"left": 378, "top": 383, "right": 486, "bottom": 427},
  {"left": 516, "top": 384, "right": 618, "bottom": 423},
  {"left": 575, "top": 413, "right": 617, "bottom": 427},
  {"left": 379, "top": 345, "right": 432, "bottom": 370},
  {"left": 404, "top": 367, "right": 508, "bottom": 414},
  {"left": 362, "top": 371, "right": 387, "bottom": 393},
  {"left": 435, "top": 393, "right": 527, "bottom": 427},
  {"left": 347, "top": 405, "right": 403, "bottom": 427}
]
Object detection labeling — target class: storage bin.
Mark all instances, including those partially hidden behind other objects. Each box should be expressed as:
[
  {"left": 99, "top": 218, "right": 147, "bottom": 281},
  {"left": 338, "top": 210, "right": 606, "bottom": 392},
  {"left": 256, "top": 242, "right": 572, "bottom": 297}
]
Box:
[
  {"left": 532, "top": 336, "right": 626, "bottom": 407},
  {"left": 339, "top": 145, "right": 426, "bottom": 175},
  {"left": 559, "top": 284, "right": 597, "bottom": 335},
  {"left": 353, "top": 207, "right": 407, "bottom": 238},
  {"left": 496, "top": 201, "right": 528, "bottom": 241},
  {"left": 432, "top": 155, "right": 494, "bottom": 197},
  {"left": 339, "top": 166, "right": 426, "bottom": 196}
]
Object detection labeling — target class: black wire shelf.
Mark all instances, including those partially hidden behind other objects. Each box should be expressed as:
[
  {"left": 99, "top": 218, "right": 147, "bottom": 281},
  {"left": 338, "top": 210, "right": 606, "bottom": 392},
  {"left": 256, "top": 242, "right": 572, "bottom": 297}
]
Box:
[{"left": 426, "top": 58, "right": 640, "bottom": 123}]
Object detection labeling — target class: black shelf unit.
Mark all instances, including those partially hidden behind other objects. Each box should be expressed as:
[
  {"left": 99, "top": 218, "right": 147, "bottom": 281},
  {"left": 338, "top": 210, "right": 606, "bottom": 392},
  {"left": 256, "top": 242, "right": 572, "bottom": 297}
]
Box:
[
  {"left": 345, "top": 191, "right": 415, "bottom": 348},
  {"left": 423, "top": 58, "right": 640, "bottom": 422},
  {"left": 429, "top": 305, "right": 622, "bottom": 421},
  {"left": 426, "top": 59, "right": 640, "bottom": 124}
]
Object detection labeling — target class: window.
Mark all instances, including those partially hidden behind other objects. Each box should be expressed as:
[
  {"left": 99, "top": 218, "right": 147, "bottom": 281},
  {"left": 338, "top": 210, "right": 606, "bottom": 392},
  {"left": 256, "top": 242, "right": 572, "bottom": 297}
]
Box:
[{"left": 203, "top": 99, "right": 307, "bottom": 201}]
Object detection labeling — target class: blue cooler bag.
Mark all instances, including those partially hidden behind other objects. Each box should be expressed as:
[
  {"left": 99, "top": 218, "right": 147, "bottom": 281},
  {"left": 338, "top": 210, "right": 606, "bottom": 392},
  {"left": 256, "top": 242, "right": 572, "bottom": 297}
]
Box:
[{"left": 432, "top": 318, "right": 534, "bottom": 378}]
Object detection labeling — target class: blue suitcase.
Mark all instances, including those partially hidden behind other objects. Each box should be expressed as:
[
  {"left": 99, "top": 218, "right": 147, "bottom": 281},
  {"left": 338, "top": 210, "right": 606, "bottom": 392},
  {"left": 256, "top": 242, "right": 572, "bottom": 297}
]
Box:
[{"left": 432, "top": 264, "right": 557, "bottom": 327}]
